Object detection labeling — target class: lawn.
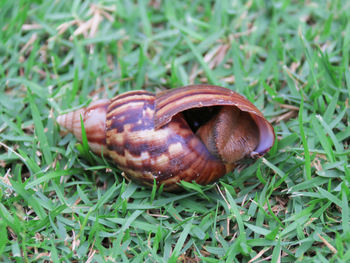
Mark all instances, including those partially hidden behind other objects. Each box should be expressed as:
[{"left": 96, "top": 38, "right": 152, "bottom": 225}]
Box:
[{"left": 0, "top": 0, "right": 349, "bottom": 262}]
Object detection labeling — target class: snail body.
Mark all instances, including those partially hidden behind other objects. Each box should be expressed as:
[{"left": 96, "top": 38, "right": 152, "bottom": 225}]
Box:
[{"left": 57, "top": 85, "right": 274, "bottom": 191}]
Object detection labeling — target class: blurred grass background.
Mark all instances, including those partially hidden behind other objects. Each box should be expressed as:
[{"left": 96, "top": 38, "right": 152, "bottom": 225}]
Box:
[{"left": 0, "top": 0, "right": 349, "bottom": 262}]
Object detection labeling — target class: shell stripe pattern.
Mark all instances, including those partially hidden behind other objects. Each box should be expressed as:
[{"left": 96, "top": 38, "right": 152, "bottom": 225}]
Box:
[{"left": 105, "top": 90, "right": 234, "bottom": 189}]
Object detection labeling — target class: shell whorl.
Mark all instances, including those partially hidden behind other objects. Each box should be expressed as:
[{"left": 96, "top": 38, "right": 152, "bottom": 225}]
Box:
[{"left": 104, "top": 90, "right": 234, "bottom": 190}]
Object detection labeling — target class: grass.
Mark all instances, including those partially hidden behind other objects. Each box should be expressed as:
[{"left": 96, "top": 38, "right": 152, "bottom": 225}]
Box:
[{"left": 0, "top": 0, "right": 349, "bottom": 262}]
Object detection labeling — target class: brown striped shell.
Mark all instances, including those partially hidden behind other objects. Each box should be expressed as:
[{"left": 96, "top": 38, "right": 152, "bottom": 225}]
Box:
[{"left": 57, "top": 85, "right": 275, "bottom": 191}]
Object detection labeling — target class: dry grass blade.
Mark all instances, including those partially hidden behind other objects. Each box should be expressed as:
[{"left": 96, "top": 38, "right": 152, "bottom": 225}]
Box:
[
  {"left": 317, "top": 234, "right": 338, "bottom": 254},
  {"left": 20, "top": 33, "right": 37, "bottom": 54},
  {"left": 248, "top": 247, "right": 271, "bottom": 263}
]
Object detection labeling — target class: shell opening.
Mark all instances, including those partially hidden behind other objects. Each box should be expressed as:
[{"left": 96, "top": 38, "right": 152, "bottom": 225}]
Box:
[
  {"left": 181, "top": 106, "right": 274, "bottom": 161},
  {"left": 182, "top": 106, "right": 221, "bottom": 133},
  {"left": 182, "top": 106, "right": 261, "bottom": 163}
]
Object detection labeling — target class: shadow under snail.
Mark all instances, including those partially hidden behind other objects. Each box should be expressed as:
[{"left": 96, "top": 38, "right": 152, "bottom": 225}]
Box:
[{"left": 57, "top": 85, "right": 275, "bottom": 191}]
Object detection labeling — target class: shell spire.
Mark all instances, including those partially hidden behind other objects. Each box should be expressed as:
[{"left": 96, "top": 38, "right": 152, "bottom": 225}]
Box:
[
  {"left": 56, "top": 108, "right": 85, "bottom": 141},
  {"left": 57, "top": 99, "right": 110, "bottom": 154}
]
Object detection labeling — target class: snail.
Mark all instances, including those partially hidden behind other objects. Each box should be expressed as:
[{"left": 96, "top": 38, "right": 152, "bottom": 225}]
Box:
[{"left": 57, "top": 85, "right": 275, "bottom": 191}]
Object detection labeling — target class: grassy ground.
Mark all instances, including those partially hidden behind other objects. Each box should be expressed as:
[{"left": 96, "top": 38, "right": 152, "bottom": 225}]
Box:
[{"left": 0, "top": 0, "right": 349, "bottom": 262}]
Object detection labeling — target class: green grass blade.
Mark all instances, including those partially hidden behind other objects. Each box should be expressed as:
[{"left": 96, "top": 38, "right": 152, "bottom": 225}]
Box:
[
  {"left": 298, "top": 97, "right": 312, "bottom": 180},
  {"left": 27, "top": 89, "right": 53, "bottom": 165}
]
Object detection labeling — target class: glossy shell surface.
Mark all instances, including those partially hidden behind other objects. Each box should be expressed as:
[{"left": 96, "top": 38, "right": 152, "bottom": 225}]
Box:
[{"left": 57, "top": 85, "right": 275, "bottom": 191}]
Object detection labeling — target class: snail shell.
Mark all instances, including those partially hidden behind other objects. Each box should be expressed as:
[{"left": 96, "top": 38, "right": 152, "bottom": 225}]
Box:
[{"left": 57, "top": 85, "right": 274, "bottom": 191}]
